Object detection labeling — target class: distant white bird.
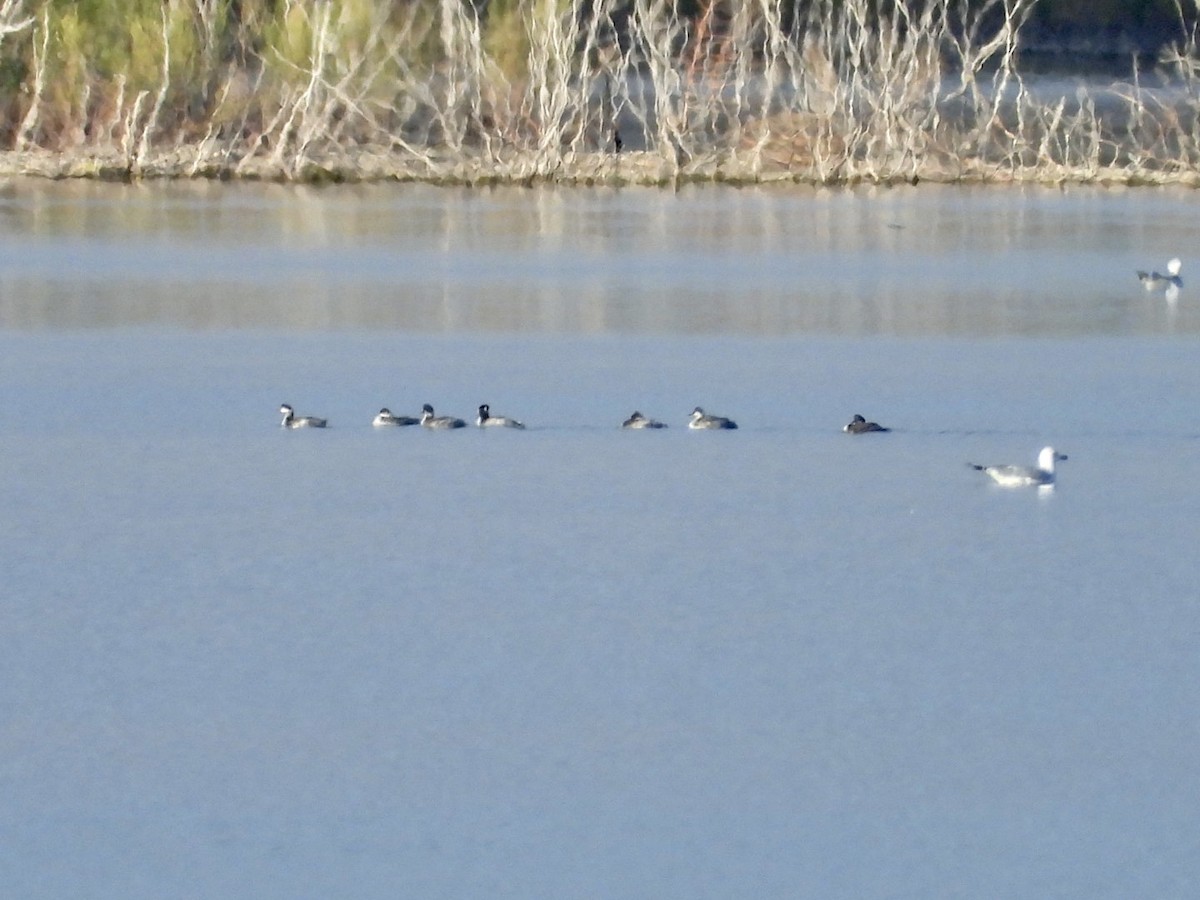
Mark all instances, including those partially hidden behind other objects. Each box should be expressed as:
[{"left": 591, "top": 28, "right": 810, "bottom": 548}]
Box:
[
  {"left": 622, "top": 411, "right": 667, "bottom": 429},
  {"left": 476, "top": 404, "right": 525, "bottom": 429},
  {"left": 968, "top": 446, "right": 1067, "bottom": 488},
  {"left": 688, "top": 406, "right": 738, "bottom": 430},
  {"left": 373, "top": 407, "right": 419, "bottom": 427},
  {"left": 280, "top": 404, "right": 326, "bottom": 429},
  {"left": 1137, "top": 257, "right": 1182, "bottom": 302},
  {"left": 420, "top": 403, "right": 466, "bottom": 429}
]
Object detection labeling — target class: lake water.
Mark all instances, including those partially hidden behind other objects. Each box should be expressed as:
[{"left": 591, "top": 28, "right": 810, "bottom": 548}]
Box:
[{"left": 1, "top": 181, "right": 1198, "bottom": 899}]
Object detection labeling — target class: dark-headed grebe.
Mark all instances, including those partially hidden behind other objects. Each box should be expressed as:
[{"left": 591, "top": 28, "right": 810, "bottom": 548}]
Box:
[
  {"left": 420, "top": 404, "right": 467, "bottom": 429},
  {"left": 476, "top": 404, "right": 525, "bottom": 429},
  {"left": 373, "top": 407, "right": 419, "bottom": 427},
  {"left": 843, "top": 414, "right": 890, "bottom": 434},
  {"left": 622, "top": 411, "right": 667, "bottom": 429},
  {"left": 688, "top": 407, "right": 737, "bottom": 430},
  {"left": 280, "top": 404, "right": 327, "bottom": 429}
]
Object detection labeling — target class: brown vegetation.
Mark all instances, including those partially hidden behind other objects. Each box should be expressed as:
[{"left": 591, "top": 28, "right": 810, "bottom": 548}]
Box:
[{"left": 0, "top": 0, "right": 1199, "bottom": 185}]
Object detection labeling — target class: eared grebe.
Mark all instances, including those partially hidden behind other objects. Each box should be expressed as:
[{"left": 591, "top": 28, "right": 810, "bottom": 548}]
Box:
[
  {"left": 476, "top": 404, "right": 525, "bottom": 429},
  {"left": 688, "top": 406, "right": 737, "bottom": 429},
  {"left": 373, "top": 407, "right": 419, "bottom": 427},
  {"left": 968, "top": 446, "right": 1067, "bottom": 488},
  {"left": 279, "top": 404, "right": 326, "bottom": 429},
  {"left": 843, "top": 413, "right": 890, "bottom": 434},
  {"left": 622, "top": 411, "right": 667, "bottom": 429},
  {"left": 420, "top": 403, "right": 467, "bottom": 429}
]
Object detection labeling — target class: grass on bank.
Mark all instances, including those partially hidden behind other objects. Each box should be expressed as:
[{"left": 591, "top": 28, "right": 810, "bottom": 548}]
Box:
[{"left": 1, "top": 0, "right": 1200, "bottom": 185}]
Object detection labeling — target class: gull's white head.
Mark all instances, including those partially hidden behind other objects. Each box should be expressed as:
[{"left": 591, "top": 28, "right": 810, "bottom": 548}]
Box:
[
  {"left": 1167, "top": 257, "right": 1183, "bottom": 276},
  {"left": 1037, "top": 446, "right": 1067, "bottom": 473}
]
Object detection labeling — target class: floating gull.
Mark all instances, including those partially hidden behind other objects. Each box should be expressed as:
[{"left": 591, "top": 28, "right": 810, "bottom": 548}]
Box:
[
  {"left": 476, "top": 404, "right": 525, "bottom": 429},
  {"left": 968, "top": 446, "right": 1067, "bottom": 488},
  {"left": 279, "top": 403, "right": 326, "bottom": 429},
  {"left": 688, "top": 407, "right": 738, "bottom": 430},
  {"left": 420, "top": 403, "right": 467, "bottom": 429},
  {"left": 843, "top": 413, "right": 890, "bottom": 434},
  {"left": 373, "top": 407, "right": 419, "bottom": 427},
  {"left": 622, "top": 411, "right": 667, "bottom": 429},
  {"left": 1137, "top": 257, "right": 1182, "bottom": 302}
]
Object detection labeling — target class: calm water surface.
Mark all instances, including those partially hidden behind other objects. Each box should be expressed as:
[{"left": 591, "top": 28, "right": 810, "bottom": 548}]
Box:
[
  {"left": 1, "top": 182, "right": 1198, "bottom": 899},
  {"left": 1, "top": 179, "right": 1198, "bottom": 334}
]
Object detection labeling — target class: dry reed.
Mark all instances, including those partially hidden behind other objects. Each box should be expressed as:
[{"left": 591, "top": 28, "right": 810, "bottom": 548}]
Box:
[{"left": 1, "top": 0, "right": 1199, "bottom": 185}]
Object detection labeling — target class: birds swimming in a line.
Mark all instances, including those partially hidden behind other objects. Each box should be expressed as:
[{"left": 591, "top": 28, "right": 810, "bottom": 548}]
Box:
[
  {"left": 1137, "top": 257, "right": 1182, "bottom": 301},
  {"left": 622, "top": 411, "right": 667, "bottom": 429},
  {"left": 476, "top": 404, "right": 525, "bottom": 429},
  {"left": 373, "top": 407, "right": 419, "bottom": 427},
  {"left": 843, "top": 414, "right": 889, "bottom": 434},
  {"left": 273, "top": 404, "right": 1080, "bottom": 497},
  {"left": 420, "top": 403, "right": 467, "bottom": 429},
  {"left": 968, "top": 446, "right": 1067, "bottom": 488},
  {"left": 280, "top": 404, "right": 327, "bottom": 429},
  {"left": 688, "top": 407, "right": 737, "bottom": 429}
]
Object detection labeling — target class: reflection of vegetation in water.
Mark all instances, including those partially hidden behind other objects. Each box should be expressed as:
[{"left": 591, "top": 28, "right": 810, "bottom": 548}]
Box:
[{"left": 0, "top": 0, "right": 1199, "bottom": 184}]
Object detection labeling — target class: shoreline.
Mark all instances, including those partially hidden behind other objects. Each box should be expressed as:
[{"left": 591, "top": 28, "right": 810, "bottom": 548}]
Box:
[{"left": 2, "top": 147, "right": 1198, "bottom": 188}]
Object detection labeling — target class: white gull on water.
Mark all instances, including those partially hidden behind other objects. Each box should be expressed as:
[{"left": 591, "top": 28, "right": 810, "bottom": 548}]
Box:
[
  {"left": 1137, "top": 257, "right": 1182, "bottom": 302},
  {"left": 968, "top": 446, "right": 1068, "bottom": 488}
]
